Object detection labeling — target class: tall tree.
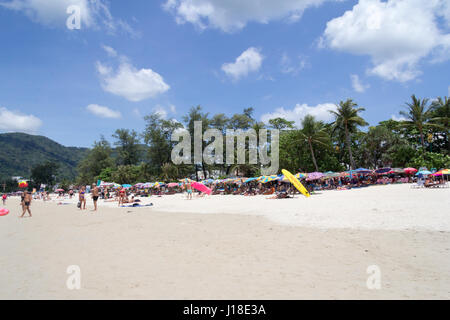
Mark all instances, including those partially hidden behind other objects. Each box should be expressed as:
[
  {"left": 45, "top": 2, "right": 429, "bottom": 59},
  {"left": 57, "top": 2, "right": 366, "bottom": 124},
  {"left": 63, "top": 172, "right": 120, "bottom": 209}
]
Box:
[
  {"left": 268, "top": 117, "right": 295, "bottom": 130},
  {"left": 143, "top": 113, "right": 183, "bottom": 176},
  {"left": 182, "top": 105, "right": 210, "bottom": 180},
  {"left": 112, "top": 129, "right": 141, "bottom": 166},
  {"left": 430, "top": 96, "right": 450, "bottom": 153},
  {"left": 77, "top": 137, "right": 114, "bottom": 184},
  {"left": 399, "top": 95, "right": 434, "bottom": 152},
  {"left": 298, "top": 115, "right": 329, "bottom": 172},
  {"left": 329, "top": 99, "right": 368, "bottom": 169},
  {"left": 31, "top": 161, "right": 60, "bottom": 188}
]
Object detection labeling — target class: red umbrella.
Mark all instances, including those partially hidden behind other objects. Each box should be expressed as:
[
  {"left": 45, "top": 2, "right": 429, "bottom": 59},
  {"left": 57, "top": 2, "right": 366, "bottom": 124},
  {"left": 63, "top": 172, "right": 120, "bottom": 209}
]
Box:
[{"left": 404, "top": 168, "right": 417, "bottom": 174}]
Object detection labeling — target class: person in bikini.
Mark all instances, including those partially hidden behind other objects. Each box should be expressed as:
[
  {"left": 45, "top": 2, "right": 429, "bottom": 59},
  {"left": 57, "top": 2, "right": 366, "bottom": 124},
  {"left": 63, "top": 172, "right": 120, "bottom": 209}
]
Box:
[
  {"left": 79, "top": 186, "right": 86, "bottom": 210},
  {"left": 91, "top": 184, "right": 99, "bottom": 211},
  {"left": 20, "top": 191, "right": 32, "bottom": 218}
]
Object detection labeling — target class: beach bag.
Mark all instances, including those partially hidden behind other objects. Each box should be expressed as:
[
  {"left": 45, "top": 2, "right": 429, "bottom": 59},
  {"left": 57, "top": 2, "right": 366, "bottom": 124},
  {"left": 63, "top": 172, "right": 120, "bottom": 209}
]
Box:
[{"left": 77, "top": 201, "right": 81, "bottom": 208}]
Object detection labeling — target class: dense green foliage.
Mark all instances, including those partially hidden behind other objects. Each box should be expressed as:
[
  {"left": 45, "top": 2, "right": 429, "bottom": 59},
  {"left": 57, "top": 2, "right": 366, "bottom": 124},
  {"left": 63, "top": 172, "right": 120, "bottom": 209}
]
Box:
[
  {"left": 0, "top": 132, "right": 88, "bottom": 181},
  {"left": 2, "top": 94, "right": 448, "bottom": 187}
]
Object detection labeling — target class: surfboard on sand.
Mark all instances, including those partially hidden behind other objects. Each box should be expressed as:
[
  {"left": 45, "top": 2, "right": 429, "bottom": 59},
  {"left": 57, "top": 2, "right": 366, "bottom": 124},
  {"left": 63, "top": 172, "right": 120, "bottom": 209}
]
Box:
[
  {"left": 282, "top": 169, "right": 310, "bottom": 198},
  {"left": 192, "top": 182, "right": 212, "bottom": 195}
]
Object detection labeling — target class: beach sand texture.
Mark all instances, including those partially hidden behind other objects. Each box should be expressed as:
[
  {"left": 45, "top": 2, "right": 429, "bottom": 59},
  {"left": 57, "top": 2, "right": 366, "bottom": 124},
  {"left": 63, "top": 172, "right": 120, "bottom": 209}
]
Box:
[{"left": 0, "top": 184, "right": 449, "bottom": 299}]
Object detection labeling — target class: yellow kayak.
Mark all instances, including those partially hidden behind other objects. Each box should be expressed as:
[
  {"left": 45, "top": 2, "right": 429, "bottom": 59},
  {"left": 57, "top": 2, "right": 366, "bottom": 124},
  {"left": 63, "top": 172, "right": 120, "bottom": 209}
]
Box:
[{"left": 282, "top": 169, "right": 310, "bottom": 198}]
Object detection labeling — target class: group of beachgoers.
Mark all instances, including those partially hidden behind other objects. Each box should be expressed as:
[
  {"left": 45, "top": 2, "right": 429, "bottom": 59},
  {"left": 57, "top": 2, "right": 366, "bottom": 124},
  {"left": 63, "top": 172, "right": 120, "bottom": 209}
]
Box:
[{"left": 2, "top": 168, "right": 447, "bottom": 215}]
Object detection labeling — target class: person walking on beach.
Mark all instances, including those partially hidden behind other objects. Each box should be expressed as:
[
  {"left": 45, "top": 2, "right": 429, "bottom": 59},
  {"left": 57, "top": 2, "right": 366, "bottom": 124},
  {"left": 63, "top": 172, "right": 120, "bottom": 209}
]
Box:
[
  {"left": 91, "top": 184, "right": 99, "bottom": 211},
  {"left": 20, "top": 191, "right": 32, "bottom": 218},
  {"left": 79, "top": 186, "right": 86, "bottom": 210},
  {"left": 1, "top": 193, "right": 6, "bottom": 205}
]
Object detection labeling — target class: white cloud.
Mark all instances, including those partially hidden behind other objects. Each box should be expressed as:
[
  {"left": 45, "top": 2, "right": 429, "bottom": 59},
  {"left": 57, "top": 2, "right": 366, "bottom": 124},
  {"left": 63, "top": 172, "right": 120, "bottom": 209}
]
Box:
[
  {"left": 86, "top": 104, "right": 121, "bottom": 119},
  {"left": 0, "top": 0, "right": 135, "bottom": 34},
  {"left": 152, "top": 104, "right": 177, "bottom": 119},
  {"left": 0, "top": 107, "right": 42, "bottom": 133},
  {"left": 350, "top": 74, "right": 369, "bottom": 92},
  {"left": 260, "top": 103, "right": 337, "bottom": 127},
  {"left": 391, "top": 114, "right": 407, "bottom": 122},
  {"left": 96, "top": 51, "right": 170, "bottom": 102},
  {"left": 280, "top": 53, "right": 307, "bottom": 75},
  {"left": 321, "top": 0, "right": 450, "bottom": 82},
  {"left": 102, "top": 45, "right": 117, "bottom": 57},
  {"left": 222, "top": 47, "right": 263, "bottom": 80},
  {"left": 163, "top": 0, "right": 332, "bottom": 32}
]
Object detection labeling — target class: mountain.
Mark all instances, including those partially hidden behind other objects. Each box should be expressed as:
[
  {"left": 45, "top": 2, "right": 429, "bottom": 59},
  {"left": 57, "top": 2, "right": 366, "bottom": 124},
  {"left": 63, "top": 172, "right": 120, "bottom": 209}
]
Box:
[{"left": 0, "top": 133, "right": 89, "bottom": 181}]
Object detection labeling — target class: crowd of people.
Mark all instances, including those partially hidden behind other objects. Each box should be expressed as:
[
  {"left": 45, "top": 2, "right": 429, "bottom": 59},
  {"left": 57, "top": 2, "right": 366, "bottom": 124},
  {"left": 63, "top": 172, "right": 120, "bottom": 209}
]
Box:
[{"left": 1, "top": 169, "right": 448, "bottom": 217}]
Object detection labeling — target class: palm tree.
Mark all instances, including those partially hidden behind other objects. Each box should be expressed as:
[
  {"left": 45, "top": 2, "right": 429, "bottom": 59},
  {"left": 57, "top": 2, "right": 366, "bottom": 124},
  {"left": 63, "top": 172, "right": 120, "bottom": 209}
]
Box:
[
  {"left": 430, "top": 96, "right": 449, "bottom": 152},
  {"left": 329, "top": 99, "right": 368, "bottom": 170},
  {"left": 399, "top": 95, "right": 434, "bottom": 152},
  {"left": 299, "top": 115, "right": 330, "bottom": 172}
]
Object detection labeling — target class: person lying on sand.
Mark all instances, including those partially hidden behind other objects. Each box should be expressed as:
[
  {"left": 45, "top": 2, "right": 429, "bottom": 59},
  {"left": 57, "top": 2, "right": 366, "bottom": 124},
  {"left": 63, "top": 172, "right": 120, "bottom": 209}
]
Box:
[
  {"left": 266, "top": 192, "right": 292, "bottom": 199},
  {"left": 263, "top": 187, "right": 275, "bottom": 195}
]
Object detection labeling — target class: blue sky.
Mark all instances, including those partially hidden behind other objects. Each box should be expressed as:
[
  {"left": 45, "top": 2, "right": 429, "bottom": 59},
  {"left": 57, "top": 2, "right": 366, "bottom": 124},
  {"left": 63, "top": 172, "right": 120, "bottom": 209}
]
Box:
[{"left": 0, "top": 0, "right": 449, "bottom": 147}]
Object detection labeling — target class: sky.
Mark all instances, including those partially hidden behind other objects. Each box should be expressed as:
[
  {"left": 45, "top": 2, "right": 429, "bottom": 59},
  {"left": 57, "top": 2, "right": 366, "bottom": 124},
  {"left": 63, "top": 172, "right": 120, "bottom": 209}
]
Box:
[{"left": 0, "top": 0, "right": 449, "bottom": 147}]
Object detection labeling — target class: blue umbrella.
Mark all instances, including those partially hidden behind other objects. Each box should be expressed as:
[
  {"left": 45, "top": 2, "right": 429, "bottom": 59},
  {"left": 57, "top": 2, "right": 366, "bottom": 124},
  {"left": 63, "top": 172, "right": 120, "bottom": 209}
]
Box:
[
  {"left": 416, "top": 170, "right": 431, "bottom": 176},
  {"left": 243, "top": 177, "right": 259, "bottom": 183},
  {"left": 375, "top": 167, "right": 391, "bottom": 174}
]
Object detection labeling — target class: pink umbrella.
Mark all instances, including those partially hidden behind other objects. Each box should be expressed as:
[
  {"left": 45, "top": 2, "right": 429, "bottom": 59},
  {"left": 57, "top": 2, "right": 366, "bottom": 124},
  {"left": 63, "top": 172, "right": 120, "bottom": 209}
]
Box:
[
  {"left": 306, "top": 172, "right": 324, "bottom": 181},
  {"left": 167, "top": 183, "right": 180, "bottom": 188},
  {"left": 404, "top": 168, "right": 417, "bottom": 174}
]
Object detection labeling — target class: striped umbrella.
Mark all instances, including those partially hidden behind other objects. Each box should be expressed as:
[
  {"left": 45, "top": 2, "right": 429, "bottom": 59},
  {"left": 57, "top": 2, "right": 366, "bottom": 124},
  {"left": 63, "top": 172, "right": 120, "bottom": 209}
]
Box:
[
  {"left": 243, "top": 177, "right": 259, "bottom": 183},
  {"left": 295, "top": 173, "right": 307, "bottom": 179},
  {"left": 259, "top": 175, "right": 279, "bottom": 183}
]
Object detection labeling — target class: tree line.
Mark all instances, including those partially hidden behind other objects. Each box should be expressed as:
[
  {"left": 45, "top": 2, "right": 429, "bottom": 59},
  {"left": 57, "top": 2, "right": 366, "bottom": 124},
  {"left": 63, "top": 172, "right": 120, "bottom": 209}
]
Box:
[{"left": 70, "top": 94, "right": 449, "bottom": 185}]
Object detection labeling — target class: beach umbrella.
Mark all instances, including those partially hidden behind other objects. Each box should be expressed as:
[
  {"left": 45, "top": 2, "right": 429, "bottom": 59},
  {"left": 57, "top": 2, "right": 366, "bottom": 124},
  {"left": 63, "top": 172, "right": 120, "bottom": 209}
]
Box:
[
  {"left": 433, "top": 169, "right": 450, "bottom": 176},
  {"left": 153, "top": 182, "right": 165, "bottom": 188},
  {"left": 122, "top": 184, "right": 132, "bottom": 189},
  {"left": 167, "top": 182, "right": 180, "bottom": 188},
  {"left": 416, "top": 170, "right": 431, "bottom": 176},
  {"left": 55, "top": 188, "right": 65, "bottom": 192},
  {"left": 354, "top": 168, "right": 374, "bottom": 175},
  {"left": 18, "top": 180, "right": 28, "bottom": 188},
  {"left": 403, "top": 168, "right": 417, "bottom": 174},
  {"left": 259, "top": 175, "right": 279, "bottom": 183},
  {"left": 143, "top": 182, "right": 153, "bottom": 188},
  {"left": 295, "top": 173, "right": 307, "bottom": 179},
  {"left": 387, "top": 168, "right": 405, "bottom": 174},
  {"left": 306, "top": 172, "right": 324, "bottom": 181},
  {"left": 243, "top": 177, "right": 259, "bottom": 183},
  {"left": 375, "top": 167, "right": 391, "bottom": 174}
]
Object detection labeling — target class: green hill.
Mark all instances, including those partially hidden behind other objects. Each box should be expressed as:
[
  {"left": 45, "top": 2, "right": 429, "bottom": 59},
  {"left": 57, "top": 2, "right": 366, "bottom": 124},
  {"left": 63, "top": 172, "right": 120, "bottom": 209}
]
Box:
[{"left": 0, "top": 133, "right": 89, "bottom": 181}]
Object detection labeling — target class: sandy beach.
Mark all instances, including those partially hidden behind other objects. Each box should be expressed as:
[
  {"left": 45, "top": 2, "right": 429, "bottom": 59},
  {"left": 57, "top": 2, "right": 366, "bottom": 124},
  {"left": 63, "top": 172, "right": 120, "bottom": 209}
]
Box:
[{"left": 1, "top": 184, "right": 449, "bottom": 299}]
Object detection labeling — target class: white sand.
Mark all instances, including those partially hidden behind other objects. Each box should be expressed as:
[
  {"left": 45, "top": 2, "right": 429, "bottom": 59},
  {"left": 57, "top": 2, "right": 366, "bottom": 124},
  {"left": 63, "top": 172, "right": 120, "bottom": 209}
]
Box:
[
  {"left": 1, "top": 183, "right": 449, "bottom": 299},
  {"left": 58, "top": 183, "right": 450, "bottom": 231}
]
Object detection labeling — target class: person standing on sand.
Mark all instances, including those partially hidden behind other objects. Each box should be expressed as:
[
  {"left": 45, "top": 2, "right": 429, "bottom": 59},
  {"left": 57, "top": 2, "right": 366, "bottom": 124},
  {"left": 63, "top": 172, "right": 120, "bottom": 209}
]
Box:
[
  {"left": 185, "top": 181, "right": 193, "bottom": 200},
  {"left": 2, "top": 193, "right": 6, "bottom": 205},
  {"left": 91, "top": 184, "right": 99, "bottom": 211},
  {"left": 118, "top": 187, "right": 126, "bottom": 207},
  {"left": 20, "top": 191, "right": 32, "bottom": 218},
  {"left": 79, "top": 186, "right": 86, "bottom": 210}
]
